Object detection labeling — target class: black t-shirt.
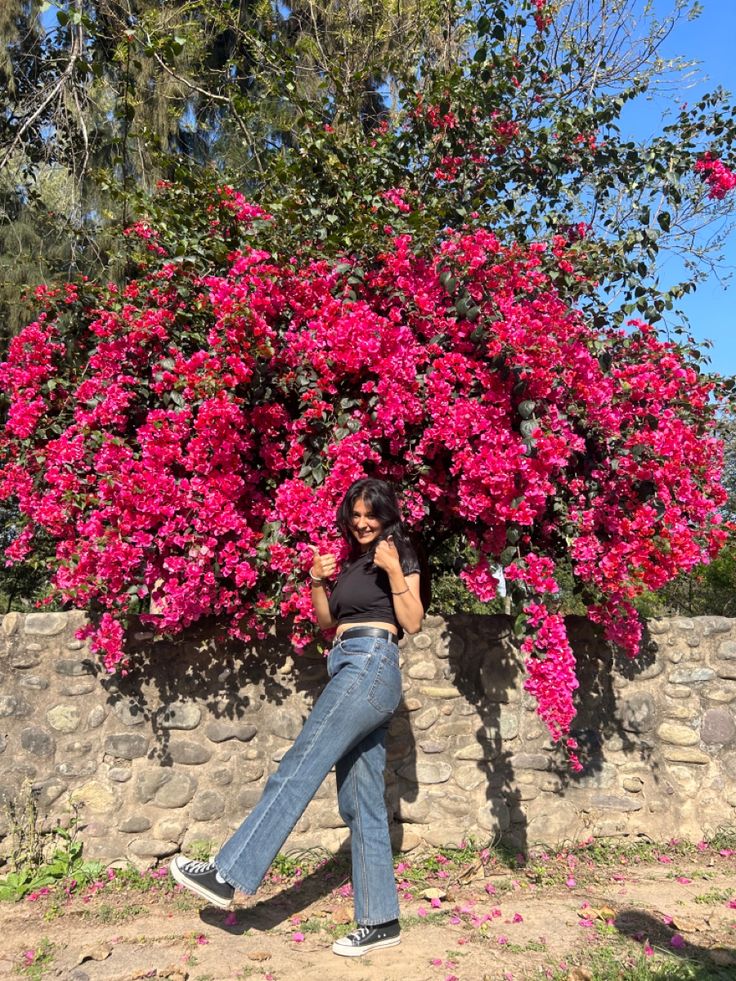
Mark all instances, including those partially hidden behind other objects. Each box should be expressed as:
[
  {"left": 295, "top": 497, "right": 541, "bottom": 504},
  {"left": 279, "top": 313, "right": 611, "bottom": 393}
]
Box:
[{"left": 328, "top": 545, "right": 421, "bottom": 629}]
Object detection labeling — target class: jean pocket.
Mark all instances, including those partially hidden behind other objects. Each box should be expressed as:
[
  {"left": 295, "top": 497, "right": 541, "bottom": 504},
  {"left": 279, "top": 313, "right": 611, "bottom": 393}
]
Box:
[{"left": 368, "top": 654, "right": 402, "bottom": 715}]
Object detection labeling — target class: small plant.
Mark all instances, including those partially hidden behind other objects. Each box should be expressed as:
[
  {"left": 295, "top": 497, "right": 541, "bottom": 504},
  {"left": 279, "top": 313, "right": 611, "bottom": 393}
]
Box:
[
  {"left": 707, "top": 827, "right": 736, "bottom": 852},
  {"left": 271, "top": 852, "right": 301, "bottom": 877},
  {"left": 14, "top": 938, "right": 54, "bottom": 979},
  {"left": 0, "top": 790, "right": 106, "bottom": 903},
  {"left": 4, "top": 782, "right": 44, "bottom": 873},
  {"left": 188, "top": 839, "right": 215, "bottom": 862}
]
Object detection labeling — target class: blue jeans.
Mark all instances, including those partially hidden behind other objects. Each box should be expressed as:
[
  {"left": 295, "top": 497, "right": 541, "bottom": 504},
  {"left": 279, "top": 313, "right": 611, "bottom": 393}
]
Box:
[{"left": 214, "top": 634, "right": 402, "bottom": 925}]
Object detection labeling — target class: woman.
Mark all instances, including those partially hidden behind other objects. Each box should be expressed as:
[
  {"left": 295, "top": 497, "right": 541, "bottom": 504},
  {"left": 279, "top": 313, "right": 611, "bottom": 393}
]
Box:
[{"left": 171, "top": 477, "right": 424, "bottom": 957}]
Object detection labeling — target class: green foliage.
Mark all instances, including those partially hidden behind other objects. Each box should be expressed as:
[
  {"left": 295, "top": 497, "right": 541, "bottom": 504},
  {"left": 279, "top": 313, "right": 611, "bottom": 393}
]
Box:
[{"left": 0, "top": 504, "right": 56, "bottom": 613}]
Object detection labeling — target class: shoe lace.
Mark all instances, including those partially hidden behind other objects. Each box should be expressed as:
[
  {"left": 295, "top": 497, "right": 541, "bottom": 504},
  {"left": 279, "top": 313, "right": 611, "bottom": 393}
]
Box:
[
  {"left": 181, "top": 859, "right": 215, "bottom": 874},
  {"left": 348, "top": 926, "right": 372, "bottom": 943}
]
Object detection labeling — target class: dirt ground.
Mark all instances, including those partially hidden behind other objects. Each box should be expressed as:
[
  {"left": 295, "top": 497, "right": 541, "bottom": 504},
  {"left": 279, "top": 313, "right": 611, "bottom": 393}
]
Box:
[{"left": 2, "top": 845, "right": 736, "bottom": 981}]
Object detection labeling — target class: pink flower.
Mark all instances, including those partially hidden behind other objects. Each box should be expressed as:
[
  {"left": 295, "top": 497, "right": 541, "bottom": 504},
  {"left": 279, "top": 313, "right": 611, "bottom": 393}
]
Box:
[
  {"left": 565, "top": 877, "right": 577, "bottom": 888},
  {"left": 512, "top": 912, "right": 524, "bottom": 923},
  {"left": 670, "top": 933, "right": 685, "bottom": 949},
  {"left": 676, "top": 877, "right": 692, "bottom": 885},
  {"left": 195, "top": 934, "right": 208, "bottom": 945},
  {"left": 430, "top": 897, "right": 442, "bottom": 908},
  {"left": 292, "top": 932, "right": 305, "bottom": 942}
]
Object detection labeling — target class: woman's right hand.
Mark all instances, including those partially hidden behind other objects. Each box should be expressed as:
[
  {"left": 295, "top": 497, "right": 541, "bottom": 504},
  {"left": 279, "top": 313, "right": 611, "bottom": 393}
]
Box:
[{"left": 309, "top": 545, "right": 336, "bottom": 581}]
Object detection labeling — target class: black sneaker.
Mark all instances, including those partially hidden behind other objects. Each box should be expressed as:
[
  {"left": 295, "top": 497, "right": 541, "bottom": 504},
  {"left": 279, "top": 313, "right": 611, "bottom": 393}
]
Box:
[
  {"left": 332, "top": 921, "right": 401, "bottom": 957},
  {"left": 169, "top": 856, "right": 235, "bottom": 908}
]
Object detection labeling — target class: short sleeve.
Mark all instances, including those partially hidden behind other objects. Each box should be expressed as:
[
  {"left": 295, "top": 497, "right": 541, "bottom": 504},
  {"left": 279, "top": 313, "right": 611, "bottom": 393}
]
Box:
[{"left": 401, "top": 545, "right": 421, "bottom": 577}]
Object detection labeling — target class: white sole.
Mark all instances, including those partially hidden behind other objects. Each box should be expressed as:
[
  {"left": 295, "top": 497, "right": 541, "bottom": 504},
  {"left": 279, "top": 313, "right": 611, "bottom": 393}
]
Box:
[
  {"left": 332, "top": 936, "right": 401, "bottom": 957},
  {"left": 169, "top": 859, "right": 233, "bottom": 909}
]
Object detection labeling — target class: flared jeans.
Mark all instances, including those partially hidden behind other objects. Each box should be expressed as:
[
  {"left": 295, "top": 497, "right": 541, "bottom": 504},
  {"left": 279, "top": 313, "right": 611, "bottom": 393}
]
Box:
[{"left": 214, "top": 633, "right": 402, "bottom": 925}]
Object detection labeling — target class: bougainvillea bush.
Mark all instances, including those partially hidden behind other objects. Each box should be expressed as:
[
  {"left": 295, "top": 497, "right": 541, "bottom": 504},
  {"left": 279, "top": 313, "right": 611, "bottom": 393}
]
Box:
[{"left": 0, "top": 181, "right": 730, "bottom": 766}]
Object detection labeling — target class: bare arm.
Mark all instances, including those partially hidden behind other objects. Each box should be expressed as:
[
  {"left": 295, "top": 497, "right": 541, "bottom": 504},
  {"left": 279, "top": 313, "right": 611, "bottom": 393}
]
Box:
[
  {"left": 374, "top": 539, "right": 425, "bottom": 634},
  {"left": 309, "top": 546, "right": 338, "bottom": 631}
]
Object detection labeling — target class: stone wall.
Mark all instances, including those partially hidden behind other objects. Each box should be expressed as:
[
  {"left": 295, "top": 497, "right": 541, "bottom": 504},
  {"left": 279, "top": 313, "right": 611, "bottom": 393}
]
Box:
[{"left": 1, "top": 611, "right": 736, "bottom": 866}]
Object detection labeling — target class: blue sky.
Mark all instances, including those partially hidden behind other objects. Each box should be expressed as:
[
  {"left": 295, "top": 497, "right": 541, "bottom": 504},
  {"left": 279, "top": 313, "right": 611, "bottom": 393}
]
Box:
[{"left": 621, "top": 0, "right": 736, "bottom": 375}]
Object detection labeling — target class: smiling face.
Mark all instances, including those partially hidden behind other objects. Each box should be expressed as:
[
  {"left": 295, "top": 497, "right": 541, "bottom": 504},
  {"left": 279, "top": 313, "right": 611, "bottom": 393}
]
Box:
[{"left": 349, "top": 497, "right": 384, "bottom": 552}]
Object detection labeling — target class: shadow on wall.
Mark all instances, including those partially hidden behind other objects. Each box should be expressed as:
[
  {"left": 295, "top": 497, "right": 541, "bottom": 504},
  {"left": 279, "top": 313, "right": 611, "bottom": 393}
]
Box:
[
  {"left": 106, "top": 612, "right": 665, "bottom": 865},
  {"left": 442, "top": 614, "right": 663, "bottom": 856},
  {"left": 108, "top": 617, "right": 329, "bottom": 765}
]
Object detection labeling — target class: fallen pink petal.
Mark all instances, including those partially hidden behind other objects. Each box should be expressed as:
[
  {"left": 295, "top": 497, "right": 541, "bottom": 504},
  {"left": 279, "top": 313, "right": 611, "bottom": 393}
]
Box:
[
  {"left": 670, "top": 933, "right": 685, "bottom": 949},
  {"left": 292, "top": 932, "right": 305, "bottom": 942}
]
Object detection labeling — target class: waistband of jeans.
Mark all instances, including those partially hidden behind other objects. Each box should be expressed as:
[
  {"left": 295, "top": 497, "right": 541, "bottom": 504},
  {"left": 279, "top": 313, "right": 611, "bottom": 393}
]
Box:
[{"left": 338, "top": 626, "right": 397, "bottom": 645}]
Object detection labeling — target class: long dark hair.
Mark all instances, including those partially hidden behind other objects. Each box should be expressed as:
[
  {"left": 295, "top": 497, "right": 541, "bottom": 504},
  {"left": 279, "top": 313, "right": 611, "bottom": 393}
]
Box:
[{"left": 337, "top": 478, "right": 412, "bottom": 563}]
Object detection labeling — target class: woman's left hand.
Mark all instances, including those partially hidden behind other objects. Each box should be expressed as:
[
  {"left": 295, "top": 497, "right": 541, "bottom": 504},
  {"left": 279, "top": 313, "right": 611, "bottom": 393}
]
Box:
[{"left": 373, "top": 536, "right": 402, "bottom": 574}]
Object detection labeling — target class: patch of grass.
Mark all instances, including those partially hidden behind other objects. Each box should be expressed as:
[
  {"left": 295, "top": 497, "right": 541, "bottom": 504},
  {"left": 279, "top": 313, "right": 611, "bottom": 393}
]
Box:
[
  {"left": 707, "top": 827, "right": 736, "bottom": 852},
  {"left": 398, "top": 910, "right": 446, "bottom": 929},
  {"left": 693, "top": 886, "right": 734, "bottom": 905},
  {"left": 546, "top": 944, "right": 736, "bottom": 981},
  {"left": 505, "top": 939, "right": 549, "bottom": 955},
  {"left": 571, "top": 837, "right": 661, "bottom": 866},
  {"left": 104, "top": 864, "right": 180, "bottom": 896},
  {"left": 80, "top": 900, "right": 147, "bottom": 924}
]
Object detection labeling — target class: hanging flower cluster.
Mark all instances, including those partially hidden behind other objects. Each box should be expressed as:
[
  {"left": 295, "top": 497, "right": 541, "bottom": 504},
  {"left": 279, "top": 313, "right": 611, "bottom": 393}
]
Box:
[
  {"left": 0, "top": 188, "right": 727, "bottom": 760},
  {"left": 695, "top": 153, "right": 736, "bottom": 200}
]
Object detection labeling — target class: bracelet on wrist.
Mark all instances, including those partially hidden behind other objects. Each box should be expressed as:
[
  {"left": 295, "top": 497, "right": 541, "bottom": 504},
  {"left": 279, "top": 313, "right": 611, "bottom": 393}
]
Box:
[
  {"left": 309, "top": 570, "right": 326, "bottom": 584},
  {"left": 391, "top": 587, "right": 410, "bottom": 596}
]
